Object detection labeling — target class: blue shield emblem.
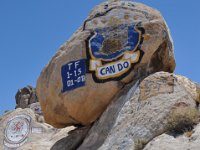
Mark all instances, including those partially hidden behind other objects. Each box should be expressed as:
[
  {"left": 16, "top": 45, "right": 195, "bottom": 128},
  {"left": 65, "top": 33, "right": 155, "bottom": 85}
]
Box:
[
  {"left": 89, "top": 24, "right": 141, "bottom": 60},
  {"left": 87, "top": 24, "right": 144, "bottom": 82}
]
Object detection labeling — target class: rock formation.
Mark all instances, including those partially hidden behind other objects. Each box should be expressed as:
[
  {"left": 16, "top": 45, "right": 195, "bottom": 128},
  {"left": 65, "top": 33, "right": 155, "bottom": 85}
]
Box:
[
  {"left": 36, "top": 0, "right": 175, "bottom": 128},
  {"left": 1, "top": 72, "right": 200, "bottom": 150},
  {"left": 1, "top": 0, "right": 199, "bottom": 150},
  {"left": 51, "top": 72, "right": 200, "bottom": 150},
  {"left": 143, "top": 124, "right": 200, "bottom": 150},
  {"left": 15, "top": 86, "right": 38, "bottom": 109}
]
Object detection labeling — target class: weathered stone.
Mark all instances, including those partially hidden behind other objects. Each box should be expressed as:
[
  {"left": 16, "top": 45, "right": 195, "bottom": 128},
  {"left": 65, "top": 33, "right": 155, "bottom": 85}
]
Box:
[
  {"left": 139, "top": 73, "right": 174, "bottom": 101},
  {"left": 143, "top": 123, "right": 200, "bottom": 150},
  {"left": 0, "top": 108, "right": 74, "bottom": 150},
  {"left": 176, "top": 75, "right": 200, "bottom": 103},
  {"left": 36, "top": 0, "right": 175, "bottom": 128},
  {"left": 77, "top": 72, "right": 198, "bottom": 150},
  {"left": 196, "top": 84, "right": 200, "bottom": 104},
  {"left": 15, "top": 86, "right": 38, "bottom": 109},
  {"left": 18, "top": 126, "right": 74, "bottom": 150},
  {"left": 2, "top": 72, "right": 199, "bottom": 150}
]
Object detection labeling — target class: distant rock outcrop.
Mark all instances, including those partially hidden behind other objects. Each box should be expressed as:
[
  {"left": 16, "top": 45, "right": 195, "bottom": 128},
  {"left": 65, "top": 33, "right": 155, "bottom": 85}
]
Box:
[{"left": 15, "top": 86, "right": 38, "bottom": 109}]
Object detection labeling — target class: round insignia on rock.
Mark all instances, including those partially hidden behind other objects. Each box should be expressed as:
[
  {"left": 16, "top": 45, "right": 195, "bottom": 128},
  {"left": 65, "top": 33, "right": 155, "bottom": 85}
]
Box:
[{"left": 4, "top": 114, "right": 31, "bottom": 148}]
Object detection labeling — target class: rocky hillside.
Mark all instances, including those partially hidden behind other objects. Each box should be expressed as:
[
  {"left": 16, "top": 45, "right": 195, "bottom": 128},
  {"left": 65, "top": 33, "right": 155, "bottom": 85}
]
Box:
[
  {"left": 1, "top": 72, "right": 200, "bottom": 150},
  {"left": 0, "top": 0, "right": 199, "bottom": 150}
]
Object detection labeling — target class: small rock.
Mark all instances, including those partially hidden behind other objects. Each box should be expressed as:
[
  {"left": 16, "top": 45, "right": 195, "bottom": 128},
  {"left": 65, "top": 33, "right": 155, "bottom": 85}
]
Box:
[{"left": 15, "top": 86, "right": 38, "bottom": 109}]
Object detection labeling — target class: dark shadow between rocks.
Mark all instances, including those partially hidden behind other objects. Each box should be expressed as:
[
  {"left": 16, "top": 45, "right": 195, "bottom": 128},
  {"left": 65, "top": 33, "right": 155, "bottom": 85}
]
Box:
[
  {"left": 148, "top": 40, "right": 174, "bottom": 74},
  {"left": 51, "top": 126, "right": 91, "bottom": 150}
]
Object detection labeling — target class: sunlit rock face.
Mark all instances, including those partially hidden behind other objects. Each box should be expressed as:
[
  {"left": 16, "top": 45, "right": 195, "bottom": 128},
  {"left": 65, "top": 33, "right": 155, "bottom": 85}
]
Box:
[{"left": 36, "top": 0, "right": 175, "bottom": 128}]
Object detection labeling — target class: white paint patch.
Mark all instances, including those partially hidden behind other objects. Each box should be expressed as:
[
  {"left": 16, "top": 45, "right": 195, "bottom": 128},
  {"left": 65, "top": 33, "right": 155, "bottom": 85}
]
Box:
[
  {"left": 97, "top": 59, "right": 131, "bottom": 79},
  {"left": 31, "top": 127, "right": 43, "bottom": 134}
]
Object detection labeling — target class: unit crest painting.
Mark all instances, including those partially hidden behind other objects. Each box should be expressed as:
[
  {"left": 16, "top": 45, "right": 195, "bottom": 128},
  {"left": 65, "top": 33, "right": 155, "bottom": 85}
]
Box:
[{"left": 86, "top": 23, "right": 144, "bottom": 83}]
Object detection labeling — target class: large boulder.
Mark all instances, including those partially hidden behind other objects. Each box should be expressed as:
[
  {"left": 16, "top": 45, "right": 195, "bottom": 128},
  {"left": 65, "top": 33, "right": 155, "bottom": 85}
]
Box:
[{"left": 36, "top": 0, "right": 176, "bottom": 128}]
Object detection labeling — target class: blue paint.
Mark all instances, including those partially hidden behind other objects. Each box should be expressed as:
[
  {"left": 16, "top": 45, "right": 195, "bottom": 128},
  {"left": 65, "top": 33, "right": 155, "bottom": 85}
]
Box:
[
  {"left": 61, "top": 59, "right": 86, "bottom": 92},
  {"left": 90, "top": 24, "right": 140, "bottom": 60}
]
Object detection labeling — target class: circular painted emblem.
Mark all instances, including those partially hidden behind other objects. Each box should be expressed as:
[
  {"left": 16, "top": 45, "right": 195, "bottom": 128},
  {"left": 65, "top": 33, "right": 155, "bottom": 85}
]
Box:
[{"left": 5, "top": 115, "right": 31, "bottom": 145}]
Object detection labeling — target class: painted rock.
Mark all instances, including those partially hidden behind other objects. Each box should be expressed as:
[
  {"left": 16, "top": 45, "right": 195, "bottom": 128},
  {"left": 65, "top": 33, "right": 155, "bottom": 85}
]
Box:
[
  {"left": 0, "top": 109, "right": 55, "bottom": 150},
  {"left": 36, "top": 0, "right": 176, "bottom": 128},
  {"left": 0, "top": 108, "right": 74, "bottom": 150}
]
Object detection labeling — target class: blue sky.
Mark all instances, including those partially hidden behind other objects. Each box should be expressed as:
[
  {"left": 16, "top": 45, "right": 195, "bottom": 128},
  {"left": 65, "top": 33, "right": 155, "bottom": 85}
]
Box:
[{"left": 0, "top": 0, "right": 200, "bottom": 115}]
